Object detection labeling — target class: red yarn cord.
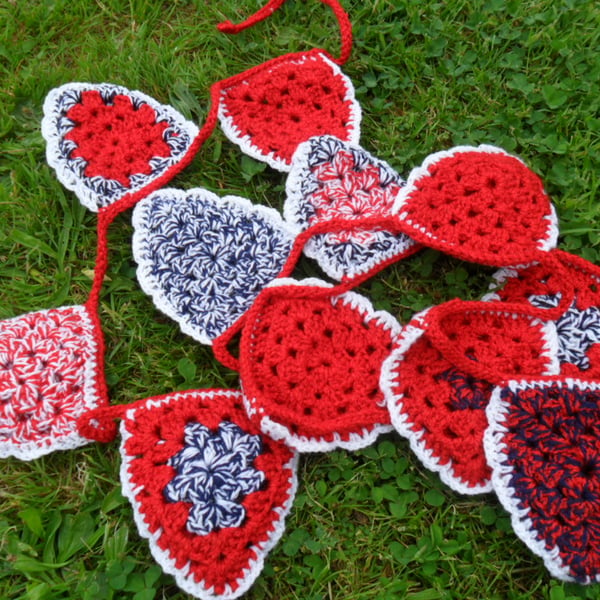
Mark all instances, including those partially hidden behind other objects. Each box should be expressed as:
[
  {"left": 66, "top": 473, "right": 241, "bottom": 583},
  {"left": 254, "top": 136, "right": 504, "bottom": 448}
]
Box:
[
  {"left": 424, "top": 252, "right": 576, "bottom": 384},
  {"left": 86, "top": 83, "right": 222, "bottom": 313},
  {"left": 77, "top": 400, "right": 134, "bottom": 444},
  {"left": 212, "top": 215, "right": 411, "bottom": 370},
  {"left": 217, "top": 0, "right": 353, "bottom": 65},
  {"left": 78, "top": 86, "right": 222, "bottom": 443}
]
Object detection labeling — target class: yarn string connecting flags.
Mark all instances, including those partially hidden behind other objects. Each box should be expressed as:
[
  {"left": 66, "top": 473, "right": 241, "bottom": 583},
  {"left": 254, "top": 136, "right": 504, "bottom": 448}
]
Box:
[{"left": 217, "top": 0, "right": 354, "bottom": 65}]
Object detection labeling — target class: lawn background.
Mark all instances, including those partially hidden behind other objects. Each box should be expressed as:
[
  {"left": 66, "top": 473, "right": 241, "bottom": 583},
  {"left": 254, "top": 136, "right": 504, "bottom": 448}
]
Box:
[{"left": 1, "top": 0, "right": 600, "bottom": 598}]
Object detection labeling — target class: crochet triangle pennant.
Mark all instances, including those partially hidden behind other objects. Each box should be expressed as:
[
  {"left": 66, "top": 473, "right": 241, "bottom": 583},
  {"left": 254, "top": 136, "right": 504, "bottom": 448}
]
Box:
[
  {"left": 42, "top": 82, "right": 200, "bottom": 212},
  {"left": 485, "top": 378, "right": 600, "bottom": 584},
  {"left": 132, "top": 187, "right": 295, "bottom": 345},
  {"left": 0, "top": 305, "right": 106, "bottom": 460},
  {"left": 217, "top": 50, "right": 361, "bottom": 172},
  {"left": 237, "top": 278, "right": 399, "bottom": 452},
  {"left": 381, "top": 301, "right": 560, "bottom": 494},
  {"left": 393, "top": 145, "right": 558, "bottom": 266},
  {"left": 284, "top": 135, "right": 419, "bottom": 280},
  {"left": 120, "top": 389, "right": 298, "bottom": 600},
  {"left": 488, "top": 249, "right": 600, "bottom": 376}
]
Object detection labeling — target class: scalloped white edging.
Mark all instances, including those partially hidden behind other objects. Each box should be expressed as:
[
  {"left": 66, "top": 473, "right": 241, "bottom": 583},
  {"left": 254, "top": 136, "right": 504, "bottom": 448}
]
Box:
[
  {"left": 218, "top": 52, "right": 362, "bottom": 172},
  {"left": 484, "top": 378, "right": 600, "bottom": 584},
  {"left": 283, "top": 134, "right": 417, "bottom": 280},
  {"left": 42, "top": 82, "right": 199, "bottom": 211},
  {"left": 392, "top": 144, "right": 559, "bottom": 261},
  {"left": 119, "top": 389, "right": 299, "bottom": 600},
  {"left": 242, "top": 277, "right": 400, "bottom": 452},
  {"left": 0, "top": 305, "right": 102, "bottom": 460},
  {"left": 131, "top": 187, "right": 296, "bottom": 345}
]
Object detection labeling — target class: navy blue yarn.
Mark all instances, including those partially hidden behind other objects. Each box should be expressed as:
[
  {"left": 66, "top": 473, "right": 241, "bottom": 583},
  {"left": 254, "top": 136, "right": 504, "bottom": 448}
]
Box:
[
  {"left": 164, "top": 421, "right": 265, "bottom": 536},
  {"left": 291, "top": 135, "right": 413, "bottom": 277},
  {"left": 140, "top": 191, "right": 293, "bottom": 340},
  {"left": 530, "top": 294, "right": 600, "bottom": 370},
  {"left": 500, "top": 383, "right": 600, "bottom": 582},
  {"left": 437, "top": 367, "right": 492, "bottom": 410}
]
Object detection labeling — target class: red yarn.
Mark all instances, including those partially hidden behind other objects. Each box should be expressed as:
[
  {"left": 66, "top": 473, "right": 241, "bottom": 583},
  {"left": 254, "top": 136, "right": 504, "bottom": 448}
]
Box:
[
  {"left": 217, "top": 0, "right": 353, "bottom": 65},
  {"left": 77, "top": 403, "right": 128, "bottom": 443},
  {"left": 66, "top": 91, "right": 171, "bottom": 186},
  {"left": 238, "top": 282, "right": 395, "bottom": 444},
  {"left": 492, "top": 248, "right": 600, "bottom": 377},
  {"left": 218, "top": 49, "right": 357, "bottom": 168},
  {"left": 396, "top": 147, "right": 557, "bottom": 266},
  {"left": 425, "top": 299, "right": 558, "bottom": 384},
  {"left": 211, "top": 214, "right": 410, "bottom": 371},
  {"left": 496, "top": 249, "right": 600, "bottom": 313},
  {"left": 386, "top": 312, "right": 493, "bottom": 490},
  {"left": 120, "top": 390, "right": 295, "bottom": 597}
]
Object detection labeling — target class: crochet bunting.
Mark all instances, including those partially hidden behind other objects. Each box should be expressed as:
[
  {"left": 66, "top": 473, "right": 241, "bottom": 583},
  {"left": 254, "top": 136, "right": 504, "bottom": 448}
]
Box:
[
  {"left": 393, "top": 145, "right": 559, "bottom": 266},
  {"left": 0, "top": 305, "right": 104, "bottom": 460},
  {"left": 132, "top": 188, "right": 296, "bottom": 345},
  {"left": 381, "top": 302, "right": 560, "bottom": 494},
  {"left": 284, "top": 135, "right": 419, "bottom": 280},
  {"left": 42, "top": 82, "right": 199, "bottom": 211},
  {"left": 487, "top": 250, "right": 600, "bottom": 377},
  {"left": 218, "top": 50, "right": 361, "bottom": 171},
  {"left": 120, "top": 389, "right": 298, "bottom": 600},
  {"left": 238, "top": 278, "right": 398, "bottom": 452},
  {"left": 485, "top": 378, "right": 600, "bottom": 584}
]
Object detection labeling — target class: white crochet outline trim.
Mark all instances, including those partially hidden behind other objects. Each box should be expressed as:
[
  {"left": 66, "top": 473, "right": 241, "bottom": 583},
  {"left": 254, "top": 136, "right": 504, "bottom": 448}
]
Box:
[
  {"left": 484, "top": 378, "right": 600, "bottom": 584},
  {"left": 218, "top": 52, "right": 362, "bottom": 172},
  {"left": 380, "top": 308, "right": 493, "bottom": 495},
  {"left": 392, "top": 144, "right": 559, "bottom": 264},
  {"left": 131, "top": 187, "right": 296, "bottom": 345},
  {"left": 119, "top": 389, "right": 299, "bottom": 600},
  {"left": 242, "top": 277, "right": 400, "bottom": 452},
  {"left": 41, "top": 82, "right": 199, "bottom": 212},
  {"left": 0, "top": 305, "right": 102, "bottom": 461},
  {"left": 283, "top": 135, "right": 417, "bottom": 280}
]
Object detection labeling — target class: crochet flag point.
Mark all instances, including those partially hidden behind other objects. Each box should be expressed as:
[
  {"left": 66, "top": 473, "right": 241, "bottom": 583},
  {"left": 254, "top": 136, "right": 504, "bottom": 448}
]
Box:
[
  {"left": 381, "top": 300, "right": 561, "bottom": 494},
  {"left": 237, "top": 278, "right": 400, "bottom": 452},
  {"left": 485, "top": 378, "right": 600, "bottom": 584},
  {"left": 0, "top": 305, "right": 106, "bottom": 460},
  {"left": 119, "top": 389, "right": 298, "bottom": 600},
  {"left": 42, "top": 82, "right": 200, "bottom": 212},
  {"left": 488, "top": 249, "right": 600, "bottom": 377},
  {"left": 217, "top": 50, "right": 361, "bottom": 172},
  {"left": 393, "top": 145, "right": 559, "bottom": 267},
  {"left": 131, "top": 187, "right": 296, "bottom": 345},
  {"left": 284, "top": 135, "right": 420, "bottom": 280}
]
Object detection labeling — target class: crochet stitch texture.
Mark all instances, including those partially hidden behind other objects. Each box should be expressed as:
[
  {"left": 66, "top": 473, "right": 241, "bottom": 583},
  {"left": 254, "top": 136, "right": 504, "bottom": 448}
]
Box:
[
  {"left": 0, "top": 306, "right": 102, "bottom": 460},
  {"left": 239, "top": 278, "right": 399, "bottom": 452},
  {"left": 5, "top": 0, "right": 600, "bottom": 595},
  {"left": 120, "top": 390, "right": 298, "bottom": 600},
  {"left": 42, "top": 83, "right": 199, "bottom": 212},
  {"left": 132, "top": 188, "right": 295, "bottom": 344},
  {"left": 285, "top": 135, "right": 419, "bottom": 280},
  {"left": 218, "top": 50, "right": 361, "bottom": 171},
  {"left": 486, "top": 379, "right": 600, "bottom": 584}
]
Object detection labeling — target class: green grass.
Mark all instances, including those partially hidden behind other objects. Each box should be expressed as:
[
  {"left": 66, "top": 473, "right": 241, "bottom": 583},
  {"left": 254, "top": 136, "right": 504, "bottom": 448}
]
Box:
[{"left": 1, "top": 0, "right": 600, "bottom": 598}]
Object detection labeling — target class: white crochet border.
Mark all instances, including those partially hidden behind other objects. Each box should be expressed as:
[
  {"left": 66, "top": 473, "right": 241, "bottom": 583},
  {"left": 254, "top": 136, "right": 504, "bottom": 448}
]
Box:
[
  {"left": 218, "top": 52, "right": 362, "bottom": 172},
  {"left": 119, "top": 389, "right": 299, "bottom": 600},
  {"left": 131, "top": 187, "right": 296, "bottom": 346},
  {"left": 0, "top": 305, "right": 102, "bottom": 461},
  {"left": 381, "top": 306, "right": 560, "bottom": 495},
  {"left": 392, "top": 144, "right": 559, "bottom": 262},
  {"left": 242, "top": 277, "right": 399, "bottom": 452},
  {"left": 41, "top": 82, "right": 199, "bottom": 212},
  {"left": 283, "top": 135, "right": 417, "bottom": 280},
  {"left": 484, "top": 378, "right": 600, "bottom": 584},
  {"left": 380, "top": 308, "right": 492, "bottom": 495}
]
